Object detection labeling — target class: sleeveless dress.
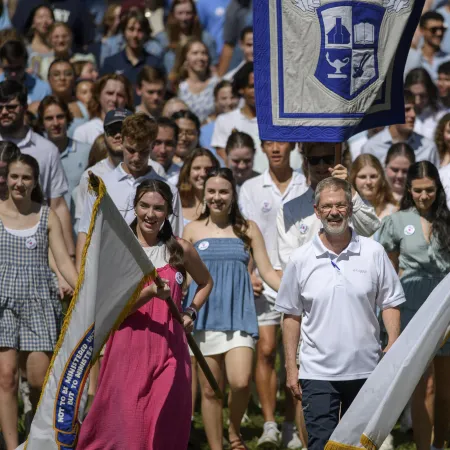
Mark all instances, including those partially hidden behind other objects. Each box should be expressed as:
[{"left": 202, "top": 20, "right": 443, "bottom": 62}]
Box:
[
  {"left": 77, "top": 242, "right": 192, "bottom": 450},
  {"left": 378, "top": 208, "right": 450, "bottom": 355},
  {"left": 185, "top": 238, "right": 258, "bottom": 356},
  {"left": 0, "top": 206, "right": 61, "bottom": 351}
]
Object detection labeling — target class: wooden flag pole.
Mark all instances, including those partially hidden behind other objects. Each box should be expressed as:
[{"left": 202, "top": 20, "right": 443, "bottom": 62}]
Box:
[
  {"left": 87, "top": 172, "right": 223, "bottom": 400},
  {"left": 335, "top": 142, "right": 343, "bottom": 166}
]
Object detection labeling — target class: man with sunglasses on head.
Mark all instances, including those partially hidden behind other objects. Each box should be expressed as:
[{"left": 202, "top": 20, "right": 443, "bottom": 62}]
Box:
[
  {"left": 276, "top": 142, "right": 381, "bottom": 271},
  {"left": 74, "top": 109, "right": 165, "bottom": 231},
  {"left": 404, "top": 11, "right": 450, "bottom": 80}
]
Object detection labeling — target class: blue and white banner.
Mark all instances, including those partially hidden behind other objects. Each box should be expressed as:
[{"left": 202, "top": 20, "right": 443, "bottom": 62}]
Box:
[{"left": 254, "top": 0, "right": 425, "bottom": 142}]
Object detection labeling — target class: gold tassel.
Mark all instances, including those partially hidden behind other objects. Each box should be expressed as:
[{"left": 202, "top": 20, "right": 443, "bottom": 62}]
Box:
[
  {"left": 360, "top": 434, "right": 377, "bottom": 450},
  {"left": 325, "top": 440, "right": 362, "bottom": 450}
]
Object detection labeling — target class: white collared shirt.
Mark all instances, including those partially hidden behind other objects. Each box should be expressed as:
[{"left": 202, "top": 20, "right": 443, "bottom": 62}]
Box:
[
  {"left": 0, "top": 128, "right": 68, "bottom": 200},
  {"left": 276, "top": 188, "right": 381, "bottom": 270},
  {"left": 439, "top": 164, "right": 450, "bottom": 209},
  {"left": 275, "top": 230, "right": 405, "bottom": 381},
  {"left": 239, "top": 169, "right": 308, "bottom": 300},
  {"left": 72, "top": 118, "right": 104, "bottom": 145},
  {"left": 78, "top": 163, "right": 184, "bottom": 237}
]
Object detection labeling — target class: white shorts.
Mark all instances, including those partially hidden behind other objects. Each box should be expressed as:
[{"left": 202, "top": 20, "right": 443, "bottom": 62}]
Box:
[
  {"left": 255, "top": 294, "right": 282, "bottom": 327},
  {"left": 190, "top": 330, "right": 255, "bottom": 356}
]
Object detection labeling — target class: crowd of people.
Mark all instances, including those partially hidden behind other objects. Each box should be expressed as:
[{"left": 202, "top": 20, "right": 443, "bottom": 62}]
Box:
[{"left": 0, "top": 1, "right": 449, "bottom": 450}]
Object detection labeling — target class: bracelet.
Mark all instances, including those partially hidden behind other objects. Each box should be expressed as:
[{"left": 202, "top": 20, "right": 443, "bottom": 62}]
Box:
[{"left": 184, "top": 306, "right": 197, "bottom": 321}]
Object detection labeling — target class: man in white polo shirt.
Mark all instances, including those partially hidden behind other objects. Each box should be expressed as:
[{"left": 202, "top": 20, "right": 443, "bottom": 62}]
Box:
[
  {"left": 76, "top": 113, "right": 184, "bottom": 268},
  {"left": 276, "top": 142, "right": 381, "bottom": 270},
  {"left": 276, "top": 178, "right": 405, "bottom": 450},
  {"left": 239, "top": 140, "right": 306, "bottom": 449}
]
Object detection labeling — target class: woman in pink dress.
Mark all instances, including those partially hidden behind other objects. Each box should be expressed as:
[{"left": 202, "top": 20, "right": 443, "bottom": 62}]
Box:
[{"left": 77, "top": 179, "right": 213, "bottom": 450}]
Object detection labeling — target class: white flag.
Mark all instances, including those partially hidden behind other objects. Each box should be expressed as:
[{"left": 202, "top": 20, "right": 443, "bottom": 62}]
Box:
[
  {"left": 325, "top": 273, "right": 450, "bottom": 450},
  {"left": 19, "top": 177, "right": 158, "bottom": 450}
]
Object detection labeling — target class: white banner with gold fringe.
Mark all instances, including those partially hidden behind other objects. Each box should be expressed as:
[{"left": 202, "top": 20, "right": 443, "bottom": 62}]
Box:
[
  {"left": 325, "top": 273, "right": 450, "bottom": 450},
  {"left": 18, "top": 177, "right": 157, "bottom": 450}
]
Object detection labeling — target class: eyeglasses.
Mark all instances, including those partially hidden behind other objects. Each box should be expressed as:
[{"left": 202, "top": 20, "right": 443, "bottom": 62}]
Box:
[
  {"left": 0, "top": 104, "right": 20, "bottom": 112},
  {"left": 425, "top": 26, "right": 446, "bottom": 34},
  {"left": 104, "top": 123, "right": 122, "bottom": 136},
  {"left": 318, "top": 204, "right": 349, "bottom": 213},
  {"left": 306, "top": 155, "right": 335, "bottom": 166}
]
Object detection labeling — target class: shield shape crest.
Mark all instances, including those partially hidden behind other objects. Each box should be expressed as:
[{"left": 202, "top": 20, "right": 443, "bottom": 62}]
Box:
[{"left": 314, "top": 1, "right": 385, "bottom": 100}]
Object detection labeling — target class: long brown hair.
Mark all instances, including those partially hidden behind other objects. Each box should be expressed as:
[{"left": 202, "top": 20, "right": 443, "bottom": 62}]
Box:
[
  {"left": 88, "top": 74, "right": 134, "bottom": 118},
  {"left": 198, "top": 168, "right": 252, "bottom": 251},
  {"left": 434, "top": 112, "right": 450, "bottom": 163},
  {"left": 166, "top": 0, "right": 202, "bottom": 49},
  {"left": 349, "top": 154, "right": 397, "bottom": 216},
  {"left": 7, "top": 154, "right": 44, "bottom": 204},
  {"left": 131, "top": 180, "right": 186, "bottom": 278},
  {"left": 177, "top": 148, "right": 220, "bottom": 207}
]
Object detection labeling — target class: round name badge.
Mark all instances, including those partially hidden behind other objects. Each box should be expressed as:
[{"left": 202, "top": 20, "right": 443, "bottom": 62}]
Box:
[
  {"left": 261, "top": 200, "right": 272, "bottom": 213},
  {"left": 198, "top": 241, "right": 209, "bottom": 251},
  {"left": 299, "top": 223, "right": 308, "bottom": 234},
  {"left": 25, "top": 237, "right": 37, "bottom": 250},
  {"left": 175, "top": 272, "right": 184, "bottom": 285},
  {"left": 404, "top": 225, "right": 415, "bottom": 236}
]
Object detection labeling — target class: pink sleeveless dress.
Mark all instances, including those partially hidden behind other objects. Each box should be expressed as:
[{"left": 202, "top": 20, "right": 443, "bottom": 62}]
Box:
[{"left": 77, "top": 243, "right": 192, "bottom": 450}]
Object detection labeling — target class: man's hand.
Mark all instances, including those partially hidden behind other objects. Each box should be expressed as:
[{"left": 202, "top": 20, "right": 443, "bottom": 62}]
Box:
[
  {"left": 329, "top": 164, "right": 348, "bottom": 181},
  {"left": 286, "top": 367, "right": 302, "bottom": 400},
  {"left": 251, "top": 271, "right": 264, "bottom": 297}
]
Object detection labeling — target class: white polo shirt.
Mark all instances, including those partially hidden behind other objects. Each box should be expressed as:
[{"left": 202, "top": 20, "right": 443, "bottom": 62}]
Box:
[
  {"left": 276, "top": 188, "right": 381, "bottom": 270},
  {"left": 78, "top": 163, "right": 184, "bottom": 237},
  {"left": 239, "top": 169, "right": 308, "bottom": 301},
  {"left": 0, "top": 128, "right": 68, "bottom": 200},
  {"left": 275, "top": 231, "right": 405, "bottom": 381},
  {"left": 440, "top": 164, "right": 450, "bottom": 210},
  {"left": 72, "top": 118, "right": 104, "bottom": 145}
]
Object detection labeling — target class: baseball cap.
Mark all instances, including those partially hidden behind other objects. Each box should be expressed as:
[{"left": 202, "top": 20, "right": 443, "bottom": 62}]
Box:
[{"left": 103, "top": 108, "right": 132, "bottom": 128}]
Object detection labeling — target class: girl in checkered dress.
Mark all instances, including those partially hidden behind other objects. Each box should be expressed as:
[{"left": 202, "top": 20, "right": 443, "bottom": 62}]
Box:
[{"left": 0, "top": 154, "right": 78, "bottom": 450}]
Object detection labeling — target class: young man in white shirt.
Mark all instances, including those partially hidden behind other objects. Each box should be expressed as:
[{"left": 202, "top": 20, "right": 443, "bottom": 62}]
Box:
[
  {"left": 76, "top": 113, "right": 184, "bottom": 268},
  {"left": 277, "top": 142, "right": 381, "bottom": 270},
  {"left": 276, "top": 178, "right": 404, "bottom": 450},
  {"left": 239, "top": 141, "right": 306, "bottom": 449}
]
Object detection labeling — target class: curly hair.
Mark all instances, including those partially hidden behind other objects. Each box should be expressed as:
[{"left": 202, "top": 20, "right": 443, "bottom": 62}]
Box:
[
  {"left": 131, "top": 179, "right": 185, "bottom": 279},
  {"left": 198, "top": 167, "right": 252, "bottom": 250},
  {"left": 401, "top": 161, "right": 450, "bottom": 255},
  {"left": 166, "top": 0, "right": 202, "bottom": 49},
  {"left": 121, "top": 113, "right": 158, "bottom": 145},
  {"left": 434, "top": 112, "right": 450, "bottom": 164},
  {"left": 88, "top": 74, "right": 134, "bottom": 118},
  {"left": 349, "top": 154, "right": 397, "bottom": 216},
  {"left": 177, "top": 147, "right": 220, "bottom": 207}
]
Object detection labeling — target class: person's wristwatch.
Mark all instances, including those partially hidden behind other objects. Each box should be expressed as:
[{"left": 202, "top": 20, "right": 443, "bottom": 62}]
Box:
[{"left": 184, "top": 306, "right": 197, "bottom": 321}]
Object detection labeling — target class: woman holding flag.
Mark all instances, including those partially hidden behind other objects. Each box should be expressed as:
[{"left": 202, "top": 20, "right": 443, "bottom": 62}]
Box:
[{"left": 77, "top": 179, "right": 213, "bottom": 450}]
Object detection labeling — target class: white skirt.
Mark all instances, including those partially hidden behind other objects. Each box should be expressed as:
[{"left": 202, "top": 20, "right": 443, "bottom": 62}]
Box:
[{"left": 190, "top": 330, "right": 255, "bottom": 356}]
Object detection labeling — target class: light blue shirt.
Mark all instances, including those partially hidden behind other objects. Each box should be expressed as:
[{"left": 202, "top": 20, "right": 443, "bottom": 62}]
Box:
[
  {"left": 0, "top": 72, "right": 52, "bottom": 104},
  {"left": 196, "top": 0, "right": 230, "bottom": 54},
  {"left": 404, "top": 48, "right": 450, "bottom": 80},
  {"left": 60, "top": 139, "right": 91, "bottom": 217},
  {"left": 361, "top": 127, "right": 439, "bottom": 167}
]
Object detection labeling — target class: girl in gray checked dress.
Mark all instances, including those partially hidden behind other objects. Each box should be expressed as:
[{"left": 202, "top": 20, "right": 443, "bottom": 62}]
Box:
[
  {"left": 0, "top": 154, "right": 77, "bottom": 450},
  {"left": 378, "top": 161, "right": 450, "bottom": 450}
]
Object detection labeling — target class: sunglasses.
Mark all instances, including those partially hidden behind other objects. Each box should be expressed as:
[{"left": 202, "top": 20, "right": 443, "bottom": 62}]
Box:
[
  {"left": 104, "top": 123, "right": 122, "bottom": 136},
  {"left": 306, "top": 155, "right": 335, "bottom": 166},
  {"left": 0, "top": 104, "right": 20, "bottom": 112},
  {"left": 426, "top": 26, "right": 446, "bottom": 34}
]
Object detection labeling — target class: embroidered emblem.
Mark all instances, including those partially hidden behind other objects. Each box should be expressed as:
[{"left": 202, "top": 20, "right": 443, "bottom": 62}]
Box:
[
  {"left": 299, "top": 223, "right": 308, "bottom": 234},
  {"left": 262, "top": 200, "right": 272, "bottom": 212}
]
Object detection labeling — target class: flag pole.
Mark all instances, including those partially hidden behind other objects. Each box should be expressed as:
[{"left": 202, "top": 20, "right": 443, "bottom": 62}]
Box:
[
  {"left": 335, "top": 142, "right": 342, "bottom": 166},
  {"left": 88, "top": 172, "right": 223, "bottom": 400}
]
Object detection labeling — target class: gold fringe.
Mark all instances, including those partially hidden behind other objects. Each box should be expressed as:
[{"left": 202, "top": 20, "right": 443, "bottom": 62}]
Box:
[
  {"left": 24, "top": 177, "right": 108, "bottom": 450},
  {"left": 325, "top": 440, "right": 362, "bottom": 450},
  {"left": 441, "top": 329, "right": 450, "bottom": 348},
  {"left": 91, "top": 268, "right": 158, "bottom": 364},
  {"left": 360, "top": 434, "right": 377, "bottom": 450}
]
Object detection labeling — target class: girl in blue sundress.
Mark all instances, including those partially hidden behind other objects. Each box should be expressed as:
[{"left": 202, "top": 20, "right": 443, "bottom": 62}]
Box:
[{"left": 183, "top": 168, "right": 281, "bottom": 450}]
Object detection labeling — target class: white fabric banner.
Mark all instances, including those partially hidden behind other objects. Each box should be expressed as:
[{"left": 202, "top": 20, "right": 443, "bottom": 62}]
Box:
[
  {"left": 18, "top": 178, "right": 157, "bottom": 450},
  {"left": 325, "top": 273, "right": 450, "bottom": 450}
]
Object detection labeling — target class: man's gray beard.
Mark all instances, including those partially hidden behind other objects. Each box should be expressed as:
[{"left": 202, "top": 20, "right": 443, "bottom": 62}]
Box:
[{"left": 321, "top": 217, "right": 349, "bottom": 236}]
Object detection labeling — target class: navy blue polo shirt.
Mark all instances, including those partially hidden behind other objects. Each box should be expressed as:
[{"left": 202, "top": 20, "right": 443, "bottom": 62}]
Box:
[{"left": 101, "top": 49, "right": 164, "bottom": 91}]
